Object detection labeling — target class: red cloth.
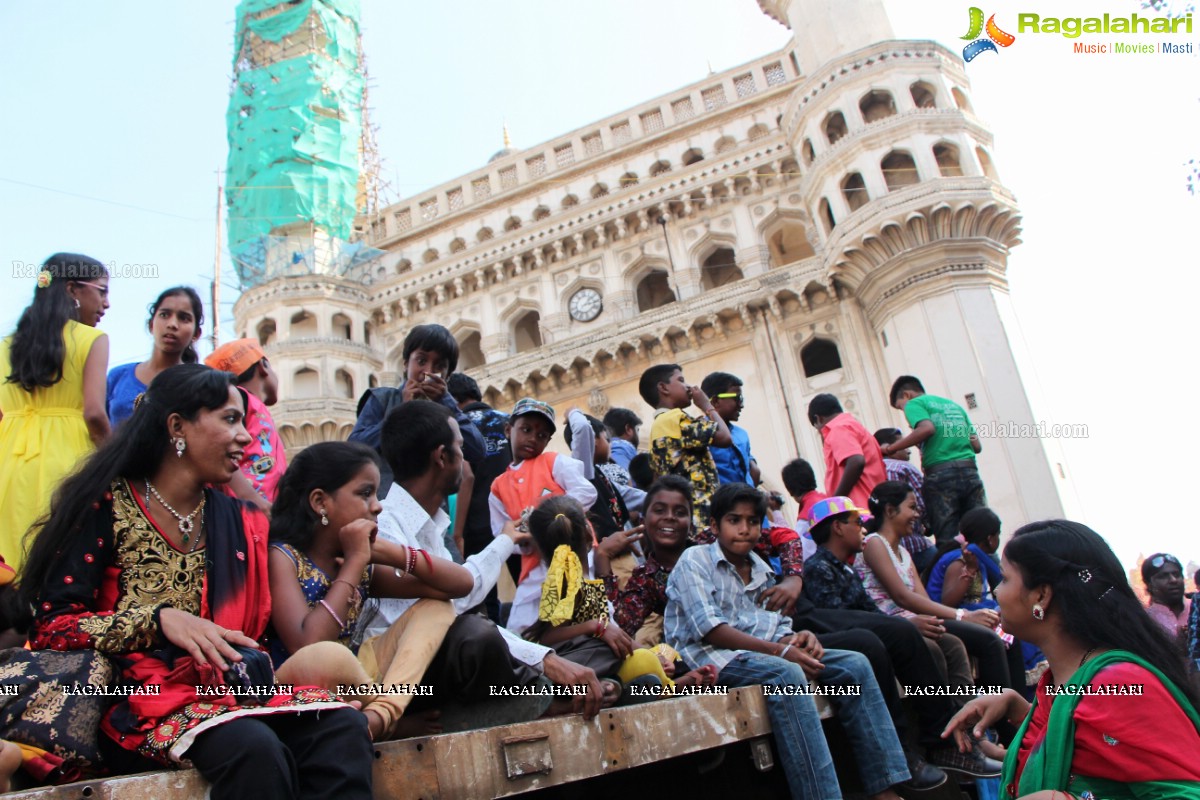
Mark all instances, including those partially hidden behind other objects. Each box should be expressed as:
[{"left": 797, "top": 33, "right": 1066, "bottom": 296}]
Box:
[
  {"left": 820, "top": 413, "right": 887, "bottom": 509},
  {"left": 491, "top": 452, "right": 564, "bottom": 582},
  {"left": 1016, "top": 662, "right": 1200, "bottom": 785}
]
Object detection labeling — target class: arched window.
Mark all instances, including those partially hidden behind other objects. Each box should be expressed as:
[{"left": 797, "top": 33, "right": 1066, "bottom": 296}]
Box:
[
  {"left": 334, "top": 368, "right": 354, "bottom": 399},
  {"left": 363, "top": 321, "right": 372, "bottom": 346},
  {"left": 881, "top": 151, "right": 919, "bottom": 191},
  {"left": 457, "top": 331, "right": 485, "bottom": 370},
  {"left": 933, "top": 143, "right": 963, "bottom": 177},
  {"left": 818, "top": 198, "right": 836, "bottom": 234},
  {"left": 256, "top": 318, "right": 277, "bottom": 347},
  {"left": 714, "top": 136, "right": 737, "bottom": 155},
  {"left": 910, "top": 80, "right": 937, "bottom": 109},
  {"left": 636, "top": 271, "right": 676, "bottom": 312},
  {"left": 823, "top": 111, "right": 848, "bottom": 145},
  {"left": 801, "top": 338, "right": 842, "bottom": 377},
  {"left": 700, "top": 247, "right": 743, "bottom": 290},
  {"left": 504, "top": 216, "right": 522, "bottom": 232},
  {"left": 858, "top": 90, "right": 896, "bottom": 123},
  {"left": 619, "top": 172, "right": 639, "bottom": 188},
  {"left": 293, "top": 367, "right": 320, "bottom": 399},
  {"left": 290, "top": 310, "right": 317, "bottom": 338},
  {"left": 841, "top": 173, "right": 869, "bottom": 212},
  {"left": 590, "top": 183, "right": 609, "bottom": 199},
  {"left": 952, "top": 88, "right": 973, "bottom": 113},
  {"left": 649, "top": 160, "right": 672, "bottom": 177},
  {"left": 512, "top": 311, "right": 543, "bottom": 354},
  {"left": 681, "top": 147, "right": 704, "bottom": 166},
  {"left": 331, "top": 312, "right": 352, "bottom": 340},
  {"left": 768, "top": 223, "right": 815, "bottom": 267},
  {"left": 747, "top": 123, "right": 770, "bottom": 142},
  {"left": 369, "top": 374, "right": 379, "bottom": 389},
  {"left": 976, "top": 147, "right": 999, "bottom": 180},
  {"left": 476, "top": 227, "right": 494, "bottom": 243},
  {"left": 801, "top": 139, "right": 816, "bottom": 166}
]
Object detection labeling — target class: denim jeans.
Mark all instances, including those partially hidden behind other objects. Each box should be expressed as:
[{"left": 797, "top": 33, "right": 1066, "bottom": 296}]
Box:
[
  {"left": 719, "top": 649, "right": 909, "bottom": 798},
  {"left": 923, "top": 463, "right": 987, "bottom": 544}
]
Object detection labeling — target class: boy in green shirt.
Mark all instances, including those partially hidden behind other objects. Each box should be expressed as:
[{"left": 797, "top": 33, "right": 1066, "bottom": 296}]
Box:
[{"left": 884, "top": 376, "right": 985, "bottom": 544}]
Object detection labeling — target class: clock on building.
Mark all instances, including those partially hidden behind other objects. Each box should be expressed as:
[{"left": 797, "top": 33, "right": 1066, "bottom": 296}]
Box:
[{"left": 568, "top": 288, "right": 603, "bottom": 322}]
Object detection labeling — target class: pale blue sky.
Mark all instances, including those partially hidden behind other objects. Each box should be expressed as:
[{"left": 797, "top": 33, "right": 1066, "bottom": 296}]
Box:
[{"left": 1, "top": 1, "right": 1197, "bottom": 567}]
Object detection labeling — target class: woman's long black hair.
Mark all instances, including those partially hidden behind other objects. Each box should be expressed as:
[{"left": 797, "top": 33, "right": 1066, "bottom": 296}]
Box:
[
  {"left": 269, "top": 442, "right": 381, "bottom": 551},
  {"left": 148, "top": 286, "right": 205, "bottom": 364},
  {"left": 1005, "top": 520, "right": 1199, "bottom": 710},
  {"left": 6, "top": 253, "right": 107, "bottom": 391},
  {"left": 18, "top": 364, "right": 237, "bottom": 615},
  {"left": 864, "top": 480, "right": 913, "bottom": 534}
]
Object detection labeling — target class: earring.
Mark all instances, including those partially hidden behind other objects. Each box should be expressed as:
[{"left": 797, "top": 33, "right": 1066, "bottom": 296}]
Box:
[
  {"left": 74, "top": 297, "right": 81, "bottom": 310},
  {"left": 320, "top": 510, "right": 329, "bottom": 526},
  {"left": 1032, "top": 603, "right": 1045, "bottom": 621},
  {"left": 174, "top": 437, "right": 187, "bottom": 457}
]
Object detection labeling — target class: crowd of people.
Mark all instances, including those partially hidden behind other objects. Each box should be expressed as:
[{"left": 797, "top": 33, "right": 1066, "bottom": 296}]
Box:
[{"left": 0, "top": 255, "right": 1197, "bottom": 799}]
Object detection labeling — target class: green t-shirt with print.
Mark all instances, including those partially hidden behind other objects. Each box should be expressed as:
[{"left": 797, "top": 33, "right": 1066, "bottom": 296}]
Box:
[{"left": 904, "top": 394, "right": 976, "bottom": 468}]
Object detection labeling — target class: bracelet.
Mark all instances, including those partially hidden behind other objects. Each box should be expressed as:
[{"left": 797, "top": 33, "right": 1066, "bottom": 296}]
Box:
[
  {"left": 778, "top": 644, "right": 793, "bottom": 659},
  {"left": 317, "top": 599, "right": 346, "bottom": 630},
  {"left": 592, "top": 618, "right": 608, "bottom": 639},
  {"left": 955, "top": 608, "right": 965, "bottom": 621},
  {"left": 415, "top": 548, "right": 433, "bottom": 574},
  {"left": 332, "top": 578, "right": 359, "bottom": 596},
  {"left": 404, "top": 545, "right": 416, "bottom": 575}
]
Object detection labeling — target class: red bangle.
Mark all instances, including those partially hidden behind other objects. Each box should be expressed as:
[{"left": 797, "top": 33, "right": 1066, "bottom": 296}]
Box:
[{"left": 417, "top": 548, "right": 433, "bottom": 573}]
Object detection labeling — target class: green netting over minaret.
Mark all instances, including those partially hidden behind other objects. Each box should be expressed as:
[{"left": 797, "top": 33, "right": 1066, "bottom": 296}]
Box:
[{"left": 226, "top": 0, "right": 377, "bottom": 288}]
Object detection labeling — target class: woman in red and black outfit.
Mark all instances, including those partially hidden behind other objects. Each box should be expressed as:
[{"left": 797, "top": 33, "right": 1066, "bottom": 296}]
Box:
[{"left": 19, "top": 364, "right": 372, "bottom": 799}]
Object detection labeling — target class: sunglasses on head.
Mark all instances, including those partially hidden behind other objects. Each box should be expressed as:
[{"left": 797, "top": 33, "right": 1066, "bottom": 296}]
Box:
[{"left": 1150, "top": 555, "right": 1180, "bottom": 569}]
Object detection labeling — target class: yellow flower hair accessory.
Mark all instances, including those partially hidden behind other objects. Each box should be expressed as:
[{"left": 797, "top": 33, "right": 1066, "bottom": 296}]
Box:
[{"left": 36, "top": 270, "right": 52, "bottom": 289}]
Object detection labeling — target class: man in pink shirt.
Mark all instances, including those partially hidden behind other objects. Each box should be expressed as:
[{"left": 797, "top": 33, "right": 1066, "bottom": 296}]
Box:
[{"left": 807, "top": 393, "right": 886, "bottom": 509}]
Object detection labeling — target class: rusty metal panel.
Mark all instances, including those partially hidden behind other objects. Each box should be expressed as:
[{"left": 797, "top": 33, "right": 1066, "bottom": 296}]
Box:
[
  {"left": 501, "top": 733, "right": 553, "bottom": 778},
  {"left": 373, "top": 736, "right": 441, "bottom": 799}
]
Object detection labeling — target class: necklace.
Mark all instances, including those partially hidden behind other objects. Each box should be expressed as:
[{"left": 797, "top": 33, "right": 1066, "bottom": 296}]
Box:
[{"left": 146, "top": 479, "right": 206, "bottom": 545}]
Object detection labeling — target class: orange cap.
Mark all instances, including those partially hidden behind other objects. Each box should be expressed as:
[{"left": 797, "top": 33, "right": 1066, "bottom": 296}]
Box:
[{"left": 205, "top": 338, "right": 265, "bottom": 376}]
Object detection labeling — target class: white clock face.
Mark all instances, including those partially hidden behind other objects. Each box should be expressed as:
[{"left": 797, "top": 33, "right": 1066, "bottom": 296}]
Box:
[{"left": 568, "top": 288, "right": 603, "bottom": 322}]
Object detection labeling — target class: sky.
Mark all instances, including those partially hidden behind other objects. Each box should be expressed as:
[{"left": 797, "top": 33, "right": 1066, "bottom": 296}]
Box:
[{"left": 1, "top": 1, "right": 1197, "bottom": 570}]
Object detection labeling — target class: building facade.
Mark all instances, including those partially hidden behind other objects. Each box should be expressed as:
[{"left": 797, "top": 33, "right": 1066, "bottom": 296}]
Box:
[{"left": 232, "top": 0, "right": 1069, "bottom": 528}]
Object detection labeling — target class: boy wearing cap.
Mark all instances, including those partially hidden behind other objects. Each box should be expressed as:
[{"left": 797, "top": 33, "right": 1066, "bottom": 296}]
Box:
[
  {"left": 490, "top": 399, "right": 597, "bottom": 630},
  {"left": 205, "top": 338, "right": 284, "bottom": 508}
]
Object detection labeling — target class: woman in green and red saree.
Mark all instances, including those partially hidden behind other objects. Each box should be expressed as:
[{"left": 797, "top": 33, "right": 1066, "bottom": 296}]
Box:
[
  {"left": 942, "top": 520, "right": 1200, "bottom": 800},
  {"left": 17, "top": 364, "right": 372, "bottom": 799}
]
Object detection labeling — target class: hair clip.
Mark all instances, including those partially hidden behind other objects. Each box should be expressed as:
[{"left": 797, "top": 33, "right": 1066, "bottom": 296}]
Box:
[
  {"left": 36, "top": 269, "right": 52, "bottom": 288},
  {"left": 132, "top": 392, "right": 146, "bottom": 411},
  {"left": 1098, "top": 587, "right": 1114, "bottom": 600},
  {"left": 1077, "top": 569, "right": 1093, "bottom": 583}
]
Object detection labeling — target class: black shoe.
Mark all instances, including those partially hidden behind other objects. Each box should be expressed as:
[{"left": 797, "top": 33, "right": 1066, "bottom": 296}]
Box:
[
  {"left": 927, "top": 741, "right": 1003, "bottom": 778},
  {"left": 902, "top": 752, "right": 948, "bottom": 791}
]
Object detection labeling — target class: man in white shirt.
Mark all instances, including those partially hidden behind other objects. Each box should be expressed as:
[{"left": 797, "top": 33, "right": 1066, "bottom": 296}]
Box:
[{"left": 364, "top": 400, "right": 603, "bottom": 719}]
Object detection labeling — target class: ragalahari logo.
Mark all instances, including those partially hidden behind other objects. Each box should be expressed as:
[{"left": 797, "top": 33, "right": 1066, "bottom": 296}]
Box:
[{"left": 961, "top": 7, "right": 1016, "bottom": 61}]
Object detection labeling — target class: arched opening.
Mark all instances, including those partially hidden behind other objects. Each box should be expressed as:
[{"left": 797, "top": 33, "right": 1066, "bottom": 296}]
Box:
[
  {"left": 881, "top": 150, "right": 920, "bottom": 191},
  {"left": 512, "top": 311, "right": 543, "bottom": 354},
  {"left": 818, "top": 198, "right": 836, "bottom": 234},
  {"left": 448, "top": 237, "right": 466, "bottom": 253},
  {"left": 910, "top": 80, "right": 937, "bottom": 109},
  {"left": 747, "top": 123, "right": 770, "bottom": 142},
  {"left": 290, "top": 310, "right": 318, "bottom": 338},
  {"left": 476, "top": 227, "right": 494, "bottom": 243},
  {"left": 700, "top": 247, "right": 743, "bottom": 290},
  {"left": 768, "top": 223, "right": 816, "bottom": 267},
  {"left": 801, "top": 338, "right": 842, "bottom": 377},
  {"left": 369, "top": 374, "right": 379, "bottom": 389},
  {"left": 256, "top": 318, "right": 277, "bottom": 347},
  {"left": 649, "top": 160, "right": 672, "bottom": 177},
  {"left": 841, "top": 173, "right": 869, "bottom": 212},
  {"left": 858, "top": 90, "right": 896, "bottom": 123},
  {"left": 590, "top": 183, "right": 610, "bottom": 199},
  {"left": 976, "top": 147, "right": 999, "bottom": 180},
  {"left": 619, "top": 172, "right": 639, "bottom": 188},
  {"left": 779, "top": 157, "right": 800, "bottom": 184},
  {"left": 801, "top": 139, "right": 816, "bottom": 166},
  {"left": 636, "top": 271, "right": 676, "bottom": 312},
  {"left": 532, "top": 205, "right": 551, "bottom": 221},
  {"left": 681, "top": 147, "right": 704, "bottom": 166},
  {"left": 562, "top": 194, "right": 579, "bottom": 209},
  {"left": 823, "top": 111, "right": 848, "bottom": 145},
  {"left": 504, "top": 216, "right": 522, "bottom": 232},
  {"left": 334, "top": 368, "right": 354, "bottom": 399},
  {"left": 933, "top": 142, "right": 964, "bottom": 177},
  {"left": 331, "top": 312, "right": 352, "bottom": 340},
  {"left": 457, "top": 331, "right": 485, "bottom": 370},
  {"left": 363, "top": 321, "right": 372, "bottom": 346},
  {"left": 952, "top": 88, "right": 973, "bottom": 113},
  {"left": 422, "top": 248, "right": 439, "bottom": 264},
  {"left": 714, "top": 136, "right": 737, "bottom": 155},
  {"left": 293, "top": 367, "right": 320, "bottom": 399}
]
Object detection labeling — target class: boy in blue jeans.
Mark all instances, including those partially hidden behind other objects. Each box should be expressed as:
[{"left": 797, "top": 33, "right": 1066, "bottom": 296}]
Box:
[{"left": 665, "top": 483, "right": 910, "bottom": 800}]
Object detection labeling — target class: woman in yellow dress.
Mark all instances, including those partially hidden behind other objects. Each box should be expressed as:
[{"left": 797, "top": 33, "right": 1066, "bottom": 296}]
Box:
[{"left": 0, "top": 253, "right": 111, "bottom": 571}]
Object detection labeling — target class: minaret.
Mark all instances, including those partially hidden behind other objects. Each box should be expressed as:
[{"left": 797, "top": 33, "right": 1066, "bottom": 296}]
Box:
[{"left": 760, "top": 0, "right": 1069, "bottom": 526}]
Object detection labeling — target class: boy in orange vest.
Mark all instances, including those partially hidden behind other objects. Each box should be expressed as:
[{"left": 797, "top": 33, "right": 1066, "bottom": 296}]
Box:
[{"left": 489, "top": 398, "right": 596, "bottom": 633}]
